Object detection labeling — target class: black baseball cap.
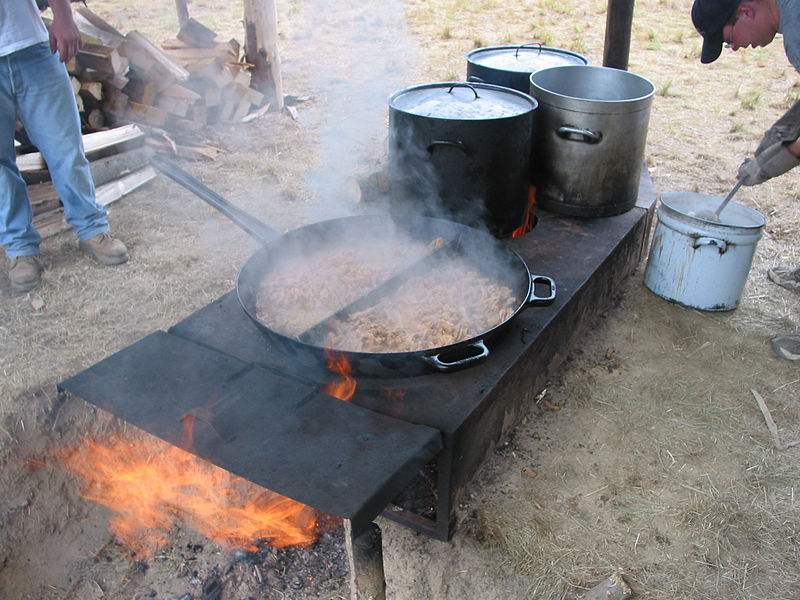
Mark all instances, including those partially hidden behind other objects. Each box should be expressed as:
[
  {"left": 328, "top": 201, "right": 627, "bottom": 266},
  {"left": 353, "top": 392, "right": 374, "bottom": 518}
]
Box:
[{"left": 691, "top": 0, "right": 741, "bottom": 63}]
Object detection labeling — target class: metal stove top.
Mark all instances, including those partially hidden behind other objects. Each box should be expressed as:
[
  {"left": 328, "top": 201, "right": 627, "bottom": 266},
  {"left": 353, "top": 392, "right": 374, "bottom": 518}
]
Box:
[{"left": 58, "top": 174, "right": 656, "bottom": 540}]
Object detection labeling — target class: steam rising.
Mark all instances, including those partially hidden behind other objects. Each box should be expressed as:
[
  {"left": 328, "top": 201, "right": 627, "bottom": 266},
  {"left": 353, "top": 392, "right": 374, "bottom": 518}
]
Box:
[{"left": 299, "top": 0, "right": 419, "bottom": 219}]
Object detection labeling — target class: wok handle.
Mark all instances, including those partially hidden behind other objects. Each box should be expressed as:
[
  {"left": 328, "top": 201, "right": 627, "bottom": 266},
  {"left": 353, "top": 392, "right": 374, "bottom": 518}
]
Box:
[
  {"left": 422, "top": 340, "right": 490, "bottom": 372},
  {"left": 527, "top": 275, "right": 556, "bottom": 306},
  {"left": 150, "top": 154, "right": 280, "bottom": 245}
]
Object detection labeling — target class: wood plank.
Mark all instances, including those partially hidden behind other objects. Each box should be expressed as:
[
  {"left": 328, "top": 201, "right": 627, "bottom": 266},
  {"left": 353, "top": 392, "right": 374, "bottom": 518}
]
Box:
[
  {"left": 33, "top": 208, "right": 70, "bottom": 240},
  {"left": 126, "top": 101, "right": 169, "bottom": 127},
  {"left": 155, "top": 95, "right": 192, "bottom": 118},
  {"left": 73, "top": 10, "right": 125, "bottom": 48},
  {"left": 160, "top": 83, "right": 202, "bottom": 102},
  {"left": 126, "top": 30, "right": 191, "bottom": 82},
  {"left": 28, "top": 146, "right": 152, "bottom": 215},
  {"left": 177, "top": 18, "right": 217, "bottom": 48},
  {"left": 187, "top": 59, "right": 234, "bottom": 87},
  {"left": 75, "top": 7, "right": 126, "bottom": 39},
  {"left": 95, "top": 165, "right": 156, "bottom": 206},
  {"left": 17, "top": 124, "right": 145, "bottom": 172}
]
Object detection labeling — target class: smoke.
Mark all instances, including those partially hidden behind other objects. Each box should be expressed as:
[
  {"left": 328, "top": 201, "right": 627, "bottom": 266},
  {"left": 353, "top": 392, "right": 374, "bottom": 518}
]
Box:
[{"left": 298, "top": 0, "right": 420, "bottom": 220}]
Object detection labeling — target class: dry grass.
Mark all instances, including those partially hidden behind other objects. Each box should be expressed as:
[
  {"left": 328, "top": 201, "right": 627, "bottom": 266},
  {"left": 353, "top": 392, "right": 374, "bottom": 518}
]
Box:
[{"left": 1, "top": 0, "right": 799, "bottom": 599}]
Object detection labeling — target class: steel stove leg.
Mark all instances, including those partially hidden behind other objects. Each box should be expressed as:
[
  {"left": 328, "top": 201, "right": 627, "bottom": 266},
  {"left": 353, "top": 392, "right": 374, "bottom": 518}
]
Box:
[{"left": 345, "top": 520, "right": 386, "bottom": 600}]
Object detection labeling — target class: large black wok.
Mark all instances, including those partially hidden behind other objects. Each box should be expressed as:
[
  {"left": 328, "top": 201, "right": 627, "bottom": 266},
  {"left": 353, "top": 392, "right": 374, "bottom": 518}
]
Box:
[{"left": 151, "top": 155, "right": 556, "bottom": 377}]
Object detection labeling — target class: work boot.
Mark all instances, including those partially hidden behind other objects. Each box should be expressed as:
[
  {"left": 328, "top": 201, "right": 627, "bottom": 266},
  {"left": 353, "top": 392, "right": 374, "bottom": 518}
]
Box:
[
  {"left": 767, "top": 265, "right": 800, "bottom": 291},
  {"left": 8, "top": 255, "right": 43, "bottom": 294},
  {"left": 79, "top": 232, "right": 129, "bottom": 265}
]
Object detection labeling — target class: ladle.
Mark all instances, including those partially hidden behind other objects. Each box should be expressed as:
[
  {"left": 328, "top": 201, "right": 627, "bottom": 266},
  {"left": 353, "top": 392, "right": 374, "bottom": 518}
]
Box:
[{"left": 695, "top": 178, "right": 744, "bottom": 222}]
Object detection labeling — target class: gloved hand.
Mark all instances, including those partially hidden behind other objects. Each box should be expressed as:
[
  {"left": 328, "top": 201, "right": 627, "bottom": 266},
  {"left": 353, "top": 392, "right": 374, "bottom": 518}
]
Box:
[
  {"left": 737, "top": 141, "right": 800, "bottom": 186},
  {"left": 755, "top": 99, "right": 800, "bottom": 154}
]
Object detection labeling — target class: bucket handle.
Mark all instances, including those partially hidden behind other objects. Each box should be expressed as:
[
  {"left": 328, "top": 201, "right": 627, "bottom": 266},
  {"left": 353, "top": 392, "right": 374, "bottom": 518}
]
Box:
[
  {"left": 557, "top": 125, "right": 602, "bottom": 144},
  {"left": 694, "top": 237, "right": 727, "bottom": 254}
]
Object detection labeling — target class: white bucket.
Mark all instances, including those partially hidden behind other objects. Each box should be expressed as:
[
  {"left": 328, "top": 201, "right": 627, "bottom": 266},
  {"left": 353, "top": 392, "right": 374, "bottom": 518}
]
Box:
[{"left": 644, "top": 192, "right": 767, "bottom": 311}]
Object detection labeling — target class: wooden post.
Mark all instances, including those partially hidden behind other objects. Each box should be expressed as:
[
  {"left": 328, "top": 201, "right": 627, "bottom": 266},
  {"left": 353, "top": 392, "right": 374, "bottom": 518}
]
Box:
[
  {"left": 603, "top": 0, "right": 635, "bottom": 70},
  {"left": 344, "top": 521, "right": 386, "bottom": 600},
  {"left": 175, "top": 0, "right": 189, "bottom": 26},
  {"left": 243, "top": 0, "right": 284, "bottom": 110}
]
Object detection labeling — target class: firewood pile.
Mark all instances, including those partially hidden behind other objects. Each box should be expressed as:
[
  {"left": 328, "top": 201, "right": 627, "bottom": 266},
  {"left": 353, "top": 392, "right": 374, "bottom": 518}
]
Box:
[
  {"left": 64, "top": 7, "right": 271, "bottom": 152},
  {"left": 17, "top": 6, "right": 276, "bottom": 240}
]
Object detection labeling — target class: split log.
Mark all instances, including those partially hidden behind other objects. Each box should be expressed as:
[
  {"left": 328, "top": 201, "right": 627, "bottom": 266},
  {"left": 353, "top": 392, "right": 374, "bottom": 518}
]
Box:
[{"left": 76, "top": 43, "right": 129, "bottom": 76}]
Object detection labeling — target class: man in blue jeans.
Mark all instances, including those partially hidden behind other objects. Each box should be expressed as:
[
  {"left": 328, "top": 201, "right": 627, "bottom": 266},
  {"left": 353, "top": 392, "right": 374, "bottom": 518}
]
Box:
[
  {"left": 1, "top": 0, "right": 128, "bottom": 295},
  {"left": 693, "top": 0, "right": 800, "bottom": 360}
]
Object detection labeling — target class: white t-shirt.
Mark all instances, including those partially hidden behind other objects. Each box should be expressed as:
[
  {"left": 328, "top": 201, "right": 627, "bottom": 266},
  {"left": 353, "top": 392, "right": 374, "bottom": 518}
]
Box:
[{"left": 0, "top": 0, "right": 49, "bottom": 57}]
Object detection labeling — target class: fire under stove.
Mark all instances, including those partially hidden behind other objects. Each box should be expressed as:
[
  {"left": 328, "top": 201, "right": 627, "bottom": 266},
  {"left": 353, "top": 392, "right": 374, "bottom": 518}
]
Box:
[{"left": 58, "top": 171, "right": 656, "bottom": 546}]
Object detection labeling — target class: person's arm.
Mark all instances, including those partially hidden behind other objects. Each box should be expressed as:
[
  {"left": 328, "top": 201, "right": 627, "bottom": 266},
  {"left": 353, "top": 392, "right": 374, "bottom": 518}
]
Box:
[
  {"left": 788, "top": 137, "right": 800, "bottom": 157},
  {"left": 47, "top": 0, "right": 81, "bottom": 63},
  {"left": 737, "top": 100, "right": 800, "bottom": 185}
]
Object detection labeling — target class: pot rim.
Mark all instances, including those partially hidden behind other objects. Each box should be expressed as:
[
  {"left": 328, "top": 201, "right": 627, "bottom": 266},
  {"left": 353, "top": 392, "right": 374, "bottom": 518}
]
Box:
[
  {"left": 466, "top": 44, "right": 589, "bottom": 72},
  {"left": 388, "top": 81, "right": 538, "bottom": 120},
  {"left": 530, "top": 65, "right": 655, "bottom": 106}
]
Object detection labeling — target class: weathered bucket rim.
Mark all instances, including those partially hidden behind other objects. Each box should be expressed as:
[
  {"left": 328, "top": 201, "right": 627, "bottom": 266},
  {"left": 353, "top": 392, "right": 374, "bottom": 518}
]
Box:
[{"left": 660, "top": 191, "right": 767, "bottom": 230}]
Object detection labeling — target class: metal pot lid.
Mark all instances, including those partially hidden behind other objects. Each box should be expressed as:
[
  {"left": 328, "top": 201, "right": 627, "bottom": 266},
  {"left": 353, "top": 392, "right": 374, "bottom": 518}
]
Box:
[
  {"left": 467, "top": 44, "right": 588, "bottom": 73},
  {"left": 660, "top": 192, "right": 767, "bottom": 229},
  {"left": 389, "top": 82, "right": 537, "bottom": 120}
]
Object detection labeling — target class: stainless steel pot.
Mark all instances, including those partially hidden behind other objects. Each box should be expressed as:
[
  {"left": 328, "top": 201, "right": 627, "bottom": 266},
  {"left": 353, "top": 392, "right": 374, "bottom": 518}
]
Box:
[{"left": 529, "top": 65, "right": 654, "bottom": 217}]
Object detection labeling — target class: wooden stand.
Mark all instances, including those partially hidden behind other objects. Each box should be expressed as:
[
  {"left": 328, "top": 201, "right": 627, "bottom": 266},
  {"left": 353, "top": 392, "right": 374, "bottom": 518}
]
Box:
[{"left": 345, "top": 521, "right": 386, "bottom": 600}]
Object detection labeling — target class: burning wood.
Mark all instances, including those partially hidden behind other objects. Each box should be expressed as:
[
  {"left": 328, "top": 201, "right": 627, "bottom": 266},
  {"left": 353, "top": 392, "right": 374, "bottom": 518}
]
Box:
[{"left": 54, "top": 429, "right": 322, "bottom": 557}]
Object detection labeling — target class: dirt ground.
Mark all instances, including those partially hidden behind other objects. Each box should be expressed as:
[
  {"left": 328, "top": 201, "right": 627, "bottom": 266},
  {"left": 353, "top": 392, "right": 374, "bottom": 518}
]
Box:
[{"left": 1, "top": 0, "right": 799, "bottom": 599}]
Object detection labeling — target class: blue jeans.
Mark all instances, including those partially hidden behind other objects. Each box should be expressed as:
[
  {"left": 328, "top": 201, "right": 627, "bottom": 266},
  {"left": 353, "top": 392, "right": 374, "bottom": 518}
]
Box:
[{"left": 0, "top": 42, "right": 109, "bottom": 258}]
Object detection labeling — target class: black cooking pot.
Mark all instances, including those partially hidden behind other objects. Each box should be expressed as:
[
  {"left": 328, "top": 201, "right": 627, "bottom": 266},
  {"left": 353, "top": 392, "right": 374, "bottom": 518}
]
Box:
[
  {"left": 150, "top": 155, "right": 556, "bottom": 378},
  {"left": 388, "top": 82, "right": 537, "bottom": 238},
  {"left": 466, "top": 43, "right": 589, "bottom": 93}
]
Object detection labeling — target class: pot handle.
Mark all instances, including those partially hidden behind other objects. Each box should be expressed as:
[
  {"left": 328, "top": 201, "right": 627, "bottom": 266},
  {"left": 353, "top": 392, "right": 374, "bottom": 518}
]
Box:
[
  {"left": 422, "top": 340, "right": 490, "bottom": 372},
  {"left": 427, "top": 139, "right": 472, "bottom": 157},
  {"left": 447, "top": 83, "right": 480, "bottom": 99},
  {"left": 694, "top": 237, "right": 728, "bottom": 254},
  {"left": 557, "top": 126, "right": 603, "bottom": 144},
  {"left": 467, "top": 75, "right": 486, "bottom": 83},
  {"left": 526, "top": 275, "right": 557, "bottom": 306}
]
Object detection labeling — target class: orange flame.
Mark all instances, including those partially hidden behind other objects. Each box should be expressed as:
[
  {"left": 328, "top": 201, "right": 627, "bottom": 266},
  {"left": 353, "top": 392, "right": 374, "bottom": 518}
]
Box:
[
  {"left": 511, "top": 186, "right": 536, "bottom": 238},
  {"left": 56, "top": 431, "right": 320, "bottom": 558},
  {"left": 321, "top": 350, "right": 356, "bottom": 402}
]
